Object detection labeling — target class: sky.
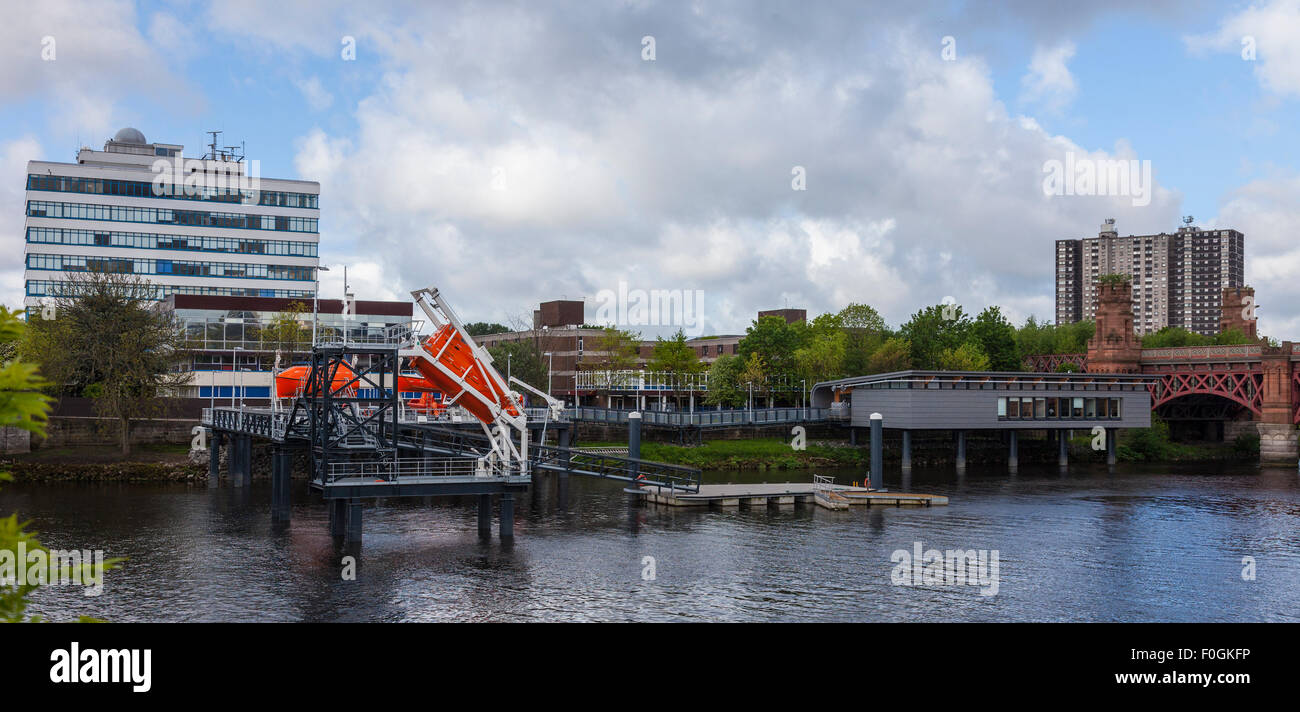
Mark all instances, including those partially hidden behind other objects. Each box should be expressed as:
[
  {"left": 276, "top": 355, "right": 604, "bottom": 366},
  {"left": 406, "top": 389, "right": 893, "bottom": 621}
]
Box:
[{"left": 2, "top": 0, "right": 1300, "bottom": 338}]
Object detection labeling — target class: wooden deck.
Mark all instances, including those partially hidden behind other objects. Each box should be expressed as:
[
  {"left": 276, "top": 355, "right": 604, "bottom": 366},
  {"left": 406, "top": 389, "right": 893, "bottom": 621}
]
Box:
[{"left": 635, "top": 481, "right": 948, "bottom": 508}]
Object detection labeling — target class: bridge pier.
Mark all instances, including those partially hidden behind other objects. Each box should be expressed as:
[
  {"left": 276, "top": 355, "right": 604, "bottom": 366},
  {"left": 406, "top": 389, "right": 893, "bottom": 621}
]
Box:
[
  {"left": 900, "top": 430, "right": 912, "bottom": 473},
  {"left": 499, "top": 492, "right": 515, "bottom": 539},
  {"left": 477, "top": 494, "right": 492, "bottom": 537},
  {"left": 955, "top": 431, "right": 966, "bottom": 473},
  {"left": 1007, "top": 430, "right": 1018, "bottom": 474},
  {"left": 208, "top": 431, "right": 223, "bottom": 488},
  {"left": 228, "top": 432, "right": 243, "bottom": 486},
  {"left": 345, "top": 499, "right": 363, "bottom": 543},
  {"left": 1106, "top": 428, "right": 1117, "bottom": 467},
  {"left": 869, "top": 413, "right": 883, "bottom": 491},
  {"left": 271, "top": 446, "right": 292, "bottom": 524},
  {"left": 329, "top": 498, "right": 347, "bottom": 537},
  {"left": 1058, "top": 431, "right": 1069, "bottom": 469}
]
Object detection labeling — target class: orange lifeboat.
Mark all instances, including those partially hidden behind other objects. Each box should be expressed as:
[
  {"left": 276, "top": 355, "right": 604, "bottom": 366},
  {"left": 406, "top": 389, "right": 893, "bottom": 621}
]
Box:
[
  {"left": 275, "top": 362, "right": 439, "bottom": 399},
  {"left": 408, "top": 323, "right": 520, "bottom": 425}
]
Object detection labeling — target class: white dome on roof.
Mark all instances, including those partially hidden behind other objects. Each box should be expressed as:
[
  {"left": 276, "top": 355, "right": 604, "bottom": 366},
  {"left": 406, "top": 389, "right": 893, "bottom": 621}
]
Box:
[{"left": 112, "top": 127, "right": 147, "bottom": 144}]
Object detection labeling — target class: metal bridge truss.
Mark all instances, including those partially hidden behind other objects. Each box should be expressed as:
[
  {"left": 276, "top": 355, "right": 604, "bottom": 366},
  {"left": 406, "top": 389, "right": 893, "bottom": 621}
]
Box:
[
  {"left": 1147, "top": 368, "right": 1263, "bottom": 416},
  {"left": 284, "top": 345, "right": 404, "bottom": 485}
]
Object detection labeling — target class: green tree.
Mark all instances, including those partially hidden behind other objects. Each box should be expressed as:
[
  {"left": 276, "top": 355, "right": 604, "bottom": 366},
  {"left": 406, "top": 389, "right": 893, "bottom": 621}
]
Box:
[
  {"left": 703, "top": 354, "right": 745, "bottom": 408},
  {"left": 259, "top": 300, "right": 310, "bottom": 361},
  {"left": 969, "top": 306, "right": 1020, "bottom": 371},
  {"left": 465, "top": 322, "right": 510, "bottom": 337},
  {"left": 739, "top": 352, "right": 768, "bottom": 408},
  {"left": 585, "top": 327, "right": 642, "bottom": 403},
  {"left": 837, "top": 303, "right": 888, "bottom": 375},
  {"left": 793, "top": 328, "right": 846, "bottom": 385},
  {"left": 1141, "top": 326, "right": 1212, "bottom": 348},
  {"left": 866, "top": 337, "right": 912, "bottom": 373},
  {"left": 486, "top": 340, "right": 548, "bottom": 394},
  {"left": 898, "top": 304, "right": 971, "bottom": 370},
  {"left": 937, "top": 341, "right": 990, "bottom": 371},
  {"left": 1214, "top": 328, "right": 1254, "bottom": 346},
  {"left": 737, "top": 315, "right": 802, "bottom": 386},
  {"left": 21, "top": 270, "right": 190, "bottom": 456},
  {"left": 648, "top": 329, "right": 703, "bottom": 404}
]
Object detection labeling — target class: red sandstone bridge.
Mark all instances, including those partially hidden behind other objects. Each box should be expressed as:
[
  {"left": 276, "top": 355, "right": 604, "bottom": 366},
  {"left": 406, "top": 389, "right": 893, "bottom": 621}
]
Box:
[
  {"left": 1026, "top": 283, "right": 1297, "bottom": 463},
  {"left": 1025, "top": 343, "right": 1300, "bottom": 426}
]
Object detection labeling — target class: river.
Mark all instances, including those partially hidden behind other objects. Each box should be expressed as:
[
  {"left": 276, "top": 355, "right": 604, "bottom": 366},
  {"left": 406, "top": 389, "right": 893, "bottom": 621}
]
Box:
[{"left": 4, "top": 462, "right": 1299, "bottom": 622}]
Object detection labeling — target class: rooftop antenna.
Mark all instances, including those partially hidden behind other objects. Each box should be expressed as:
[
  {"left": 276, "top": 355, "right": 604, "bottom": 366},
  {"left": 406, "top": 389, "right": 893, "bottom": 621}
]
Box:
[
  {"left": 1183, "top": 215, "right": 1194, "bottom": 226},
  {"left": 203, "top": 130, "right": 246, "bottom": 162}
]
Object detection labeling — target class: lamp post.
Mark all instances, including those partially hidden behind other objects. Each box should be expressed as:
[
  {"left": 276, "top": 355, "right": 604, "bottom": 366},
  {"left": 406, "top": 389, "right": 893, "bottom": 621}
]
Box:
[
  {"left": 231, "top": 346, "right": 244, "bottom": 409},
  {"left": 312, "top": 265, "right": 331, "bottom": 346},
  {"left": 801, "top": 379, "right": 806, "bottom": 418},
  {"left": 544, "top": 351, "right": 554, "bottom": 398}
]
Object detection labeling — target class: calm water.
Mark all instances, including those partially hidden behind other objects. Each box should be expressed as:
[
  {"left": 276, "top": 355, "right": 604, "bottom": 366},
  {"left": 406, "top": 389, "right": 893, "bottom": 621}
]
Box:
[{"left": 5, "top": 462, "right": 1300, "bottom": 622}]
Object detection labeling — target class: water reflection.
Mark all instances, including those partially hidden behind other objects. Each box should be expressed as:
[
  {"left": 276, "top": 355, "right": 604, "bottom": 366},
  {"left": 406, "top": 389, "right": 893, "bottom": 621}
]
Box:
[{"left": 3, "top": 461, "right": 1298, "bottom": 621}]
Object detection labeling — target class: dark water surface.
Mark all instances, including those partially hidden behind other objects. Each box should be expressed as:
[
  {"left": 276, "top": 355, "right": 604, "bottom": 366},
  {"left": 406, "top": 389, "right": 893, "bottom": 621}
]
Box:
[{"left": 4, "top": 462, "right": 1299, "bottom": 621}]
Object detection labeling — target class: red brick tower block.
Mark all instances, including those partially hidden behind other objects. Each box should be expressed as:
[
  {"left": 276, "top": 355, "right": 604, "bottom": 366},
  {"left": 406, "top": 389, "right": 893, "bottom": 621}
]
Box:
[
  {"left": 1086, "top": 281, "right": 1141, "bottom": 374},
  {"left": 1219, "top": 286, "right": 1258, "bottom": 339}
]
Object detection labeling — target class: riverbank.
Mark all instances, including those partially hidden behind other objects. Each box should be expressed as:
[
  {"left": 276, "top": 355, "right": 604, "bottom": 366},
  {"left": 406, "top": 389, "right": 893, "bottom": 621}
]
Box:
[
  {"left": 2, "top": 444, "right": 204, "bottom": 483},
  {"left": 634, "top": 432, "right": 1259, "bottom": 470}
]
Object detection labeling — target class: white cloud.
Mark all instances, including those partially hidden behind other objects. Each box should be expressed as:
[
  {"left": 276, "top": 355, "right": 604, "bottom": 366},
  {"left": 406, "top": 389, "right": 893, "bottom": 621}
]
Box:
[
  {"left": 1186, "top": 0, "right": 1300, "bottom": 97},
  {"left": 295, "top": 76, "right": 335, "bottom": 111},
  {"left": 1020, "top": 42, "right": 1078, "bottom": 112},
  {"left": 1208, "top": 174, "right": 1300, "bottom": 339}
]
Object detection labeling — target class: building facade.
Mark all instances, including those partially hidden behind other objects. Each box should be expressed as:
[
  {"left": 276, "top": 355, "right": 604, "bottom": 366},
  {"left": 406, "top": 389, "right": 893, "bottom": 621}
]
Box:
[
  {"left": 1055, "top": 219, "right": 1244, "bottom": 336},
  {"left": 23, "top": 128, "right": 319, "bottom": 307}
]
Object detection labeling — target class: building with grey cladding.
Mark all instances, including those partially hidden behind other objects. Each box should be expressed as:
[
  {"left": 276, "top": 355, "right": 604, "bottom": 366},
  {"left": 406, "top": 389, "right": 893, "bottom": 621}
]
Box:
[{"left": 810, "top": 371, "right": 1152, "bottom": 431}]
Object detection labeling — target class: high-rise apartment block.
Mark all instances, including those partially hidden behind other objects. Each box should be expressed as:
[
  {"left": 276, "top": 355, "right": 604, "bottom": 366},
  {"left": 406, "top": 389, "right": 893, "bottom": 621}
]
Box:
[{"left": 1055, "top": 218, "right": 1244, "bottom": 336}]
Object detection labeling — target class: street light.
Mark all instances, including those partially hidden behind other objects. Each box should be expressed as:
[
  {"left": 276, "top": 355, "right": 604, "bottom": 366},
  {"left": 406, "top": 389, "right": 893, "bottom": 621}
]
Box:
[
  {"left": 232, "top": 346, "right": 245, "bottom": 409},
  {"left": 801, "top": 379, "right": 807, "bottom": 418},
  {"left": 312, "top": 265, "right": 331, "bottom": 346},
  {"left": 544, "top": 351, "right": 555, "bottom": 399}
]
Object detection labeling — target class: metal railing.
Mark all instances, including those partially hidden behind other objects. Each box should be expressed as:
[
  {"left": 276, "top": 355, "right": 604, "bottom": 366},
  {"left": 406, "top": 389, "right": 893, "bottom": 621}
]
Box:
[
  {"left": 322, "top": 456, "right": 484, "bottom": 484},
  {"left": 567, "top": 405, "right": 829, "bottom": 427}
]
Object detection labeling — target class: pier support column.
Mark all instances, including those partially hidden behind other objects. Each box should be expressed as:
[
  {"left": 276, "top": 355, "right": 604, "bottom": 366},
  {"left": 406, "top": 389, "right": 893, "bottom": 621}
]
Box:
[
  {"left": 477, "top": 494, "right": 492, "bottom": 537},
  {"left": 271, "top": 447, "right": 292, "bottom": 524},
  {"left": 869, "top": 413, "right": 883, "bottom": 491},
  {"left": 1008, "top": 431, "right": 1018, "bottom": 474},
  {"left": 628, "top": 411, "right": 642, "bottom": 490},
  {"left": 850, "top": 427, "right": 857, "bottom": 447},
  {"left": 955, "top": 431, "right": 966, "bottom": 473},
  {"left": 345, "top": 499, "right": 363, "bottom": 543},
  {"left": 228, "top": 432, "right": 242, "bottom": 486},
  {"left": 242, "top": 435, "right": 254, "bottom": 487},
  {"left": 328, "top": 498, "right": 347, "bottom": 537},
  {"left": 499, "top": 492, "right": 515, "bottom": 539},
  {"left": 208, "top": 431, "right": 223, "bottom": 488},
  {"left": 1106, "top": 428, "right": 1117, "bottom": 467},
  {"left": 1058, "top": 430, "right": 1069, "bottom": 469},
  {"left": 900, "top": 430, "right": 912, "bottom": 473}
]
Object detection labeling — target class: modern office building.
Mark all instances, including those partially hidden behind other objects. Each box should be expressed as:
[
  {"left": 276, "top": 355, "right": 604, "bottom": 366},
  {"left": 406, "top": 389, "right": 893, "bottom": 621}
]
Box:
[
  {"left": 23, "top": 128, "right": 319, "bottom": 308},
  {"left": 1054, "top": 218, "right": 1245, "bottom": 336}
]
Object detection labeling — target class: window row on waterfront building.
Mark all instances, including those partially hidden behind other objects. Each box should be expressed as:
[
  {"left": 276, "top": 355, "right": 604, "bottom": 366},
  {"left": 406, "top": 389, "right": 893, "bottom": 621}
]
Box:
[
  {"left": 27, "top": 200, "right": 318, "bottom": 233},
  {"left": 997, "top": 396, "right": 1124, "bottom": 420},
  {"left": 26, "top": 227, "right": 318, "bottom": 257},
  {"left": 27, "top": 253, "right": 315, "bottom": 281},
  {"left": 26, "top": 279, "right": 312, "bottom": 300},
  {"left": 27, "top": 174, "right": 318, "bottom": 209}
]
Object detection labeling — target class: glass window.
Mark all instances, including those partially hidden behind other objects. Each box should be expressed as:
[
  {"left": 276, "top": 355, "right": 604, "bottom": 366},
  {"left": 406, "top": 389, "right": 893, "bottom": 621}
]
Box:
[
  {"left": 997, "top": 397, "right": 1007, "bottom": 418},
  {"left": 1085, "top": 398, "right": 1096, "bottom": 418},
  {"left": 1072, "top": 398, "right": 1084, "bottom": 418},
  {"left": 1035, "top": 397, "right": 1046, "bottom": 418}
]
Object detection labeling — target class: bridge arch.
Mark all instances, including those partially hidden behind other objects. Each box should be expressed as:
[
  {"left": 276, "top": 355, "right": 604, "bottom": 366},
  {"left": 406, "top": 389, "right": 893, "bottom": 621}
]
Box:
[{"left": 1148, "top": 370, "right": 1262, "bottom": 416}]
